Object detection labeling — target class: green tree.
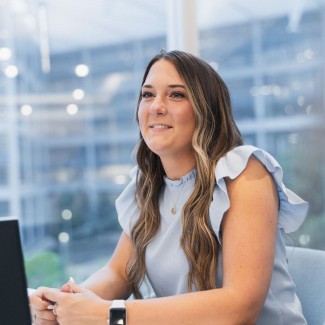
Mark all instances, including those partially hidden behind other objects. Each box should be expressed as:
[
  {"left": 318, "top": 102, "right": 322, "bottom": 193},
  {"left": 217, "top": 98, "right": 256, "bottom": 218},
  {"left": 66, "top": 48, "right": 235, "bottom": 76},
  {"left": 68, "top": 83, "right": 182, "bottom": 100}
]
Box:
[{"left": 24, "top": 251, "right": 64, "bottom": 289}]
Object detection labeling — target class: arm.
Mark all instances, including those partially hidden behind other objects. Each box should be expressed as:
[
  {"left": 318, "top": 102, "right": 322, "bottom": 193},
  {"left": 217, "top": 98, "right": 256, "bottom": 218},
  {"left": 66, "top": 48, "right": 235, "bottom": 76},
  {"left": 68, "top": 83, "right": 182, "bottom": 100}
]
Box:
[
  {"left": 30, "top": 232, "right": 132, "bottom": 325},
  {"left": 41, "top": 156, "right": 279, "bottom": 325},
  {"left": 124, "top": 156, "right": 278, "bottom": 325},
  {"left": 78, "top": 231, "right": 132, "bottom": 300}
]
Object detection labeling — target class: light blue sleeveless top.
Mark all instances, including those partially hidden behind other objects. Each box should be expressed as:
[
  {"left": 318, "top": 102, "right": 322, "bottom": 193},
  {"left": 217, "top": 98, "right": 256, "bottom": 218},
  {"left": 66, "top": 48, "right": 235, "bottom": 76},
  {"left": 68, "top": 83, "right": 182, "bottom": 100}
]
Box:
[{"left": 116, "top": 145, "right": 309, "bottom": 324}]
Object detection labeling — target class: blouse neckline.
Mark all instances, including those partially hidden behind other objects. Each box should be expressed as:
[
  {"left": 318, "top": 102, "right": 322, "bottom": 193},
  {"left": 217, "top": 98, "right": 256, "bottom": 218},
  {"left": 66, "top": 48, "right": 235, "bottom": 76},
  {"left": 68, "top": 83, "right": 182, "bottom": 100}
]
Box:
[{"left": 164, "top": 168, "right": 197, "bottom": 188}]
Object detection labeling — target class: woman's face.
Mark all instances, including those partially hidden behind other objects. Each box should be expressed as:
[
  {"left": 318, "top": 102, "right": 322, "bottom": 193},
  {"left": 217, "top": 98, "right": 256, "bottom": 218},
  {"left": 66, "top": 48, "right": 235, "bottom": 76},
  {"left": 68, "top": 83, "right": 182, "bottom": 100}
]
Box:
[{"left": 138, "top": 59, "right": 196, "bottom": 162}]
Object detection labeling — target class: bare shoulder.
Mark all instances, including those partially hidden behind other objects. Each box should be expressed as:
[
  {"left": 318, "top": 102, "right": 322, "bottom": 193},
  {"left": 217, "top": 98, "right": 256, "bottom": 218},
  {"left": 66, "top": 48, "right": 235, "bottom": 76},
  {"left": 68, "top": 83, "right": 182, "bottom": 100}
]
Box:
[
  {"left": 225, "top": 155, "right": 279, "bottom": 210},
  {"left": 245, "top": 154, "right": 271, "bottom": 176},
  {"left": 226, "top": 155, "right": 274, "bottom": 188}
]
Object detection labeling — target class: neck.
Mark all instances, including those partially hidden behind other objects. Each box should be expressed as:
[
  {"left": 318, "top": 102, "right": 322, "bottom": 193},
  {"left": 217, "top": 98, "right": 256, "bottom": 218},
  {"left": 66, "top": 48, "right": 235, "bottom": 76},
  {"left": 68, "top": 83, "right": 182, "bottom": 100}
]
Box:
[{"left": 161, "top": 154, "right": 196, "bottom": 180}]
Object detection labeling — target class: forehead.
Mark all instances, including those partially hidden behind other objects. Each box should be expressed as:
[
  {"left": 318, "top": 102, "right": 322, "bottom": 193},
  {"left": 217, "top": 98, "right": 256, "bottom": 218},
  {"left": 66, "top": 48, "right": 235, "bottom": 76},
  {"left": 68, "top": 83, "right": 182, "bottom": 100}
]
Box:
[{"left": 144, "top": 59, "right": 184, "bottom": 84}]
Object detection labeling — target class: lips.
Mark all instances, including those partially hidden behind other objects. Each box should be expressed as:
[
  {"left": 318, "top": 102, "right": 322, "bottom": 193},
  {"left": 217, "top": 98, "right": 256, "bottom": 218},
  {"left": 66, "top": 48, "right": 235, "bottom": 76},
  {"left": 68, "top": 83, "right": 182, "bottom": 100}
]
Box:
[{"left": 149, "top": 123, "right": 172, "bottom": 129}]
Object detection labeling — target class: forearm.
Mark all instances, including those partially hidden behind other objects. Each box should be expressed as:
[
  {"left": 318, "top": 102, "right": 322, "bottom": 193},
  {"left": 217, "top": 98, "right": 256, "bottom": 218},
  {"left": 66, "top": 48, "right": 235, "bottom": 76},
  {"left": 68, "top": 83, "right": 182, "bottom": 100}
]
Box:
[
  {"left": 80, "top": 265, "right": 130, "bottom": 300},
  {"left": 125, "top": 288, "right": 260, "bottom": 325}
]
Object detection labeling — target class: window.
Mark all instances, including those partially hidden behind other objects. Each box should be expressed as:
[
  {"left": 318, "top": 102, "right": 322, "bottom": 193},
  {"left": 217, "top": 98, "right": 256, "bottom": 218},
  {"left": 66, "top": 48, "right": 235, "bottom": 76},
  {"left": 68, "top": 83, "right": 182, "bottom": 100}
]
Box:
[{"left": 1, "top": 1, "right": 324, "bottom": 287}]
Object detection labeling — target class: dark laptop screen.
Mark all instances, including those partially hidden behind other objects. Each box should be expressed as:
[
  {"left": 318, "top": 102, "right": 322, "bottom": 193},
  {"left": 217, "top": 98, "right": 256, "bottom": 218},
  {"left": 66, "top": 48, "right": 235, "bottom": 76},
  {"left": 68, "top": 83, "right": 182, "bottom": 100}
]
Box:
[{"left": 0, "top": 217, "right": 32, "bottom": 325}]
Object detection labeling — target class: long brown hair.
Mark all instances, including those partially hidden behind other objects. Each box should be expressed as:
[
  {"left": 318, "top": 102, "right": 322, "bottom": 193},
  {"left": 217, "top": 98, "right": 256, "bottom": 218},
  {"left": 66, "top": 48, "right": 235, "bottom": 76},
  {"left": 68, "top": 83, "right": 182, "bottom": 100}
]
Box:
[{"left": 127, "top": 50, "right": 243, "bottom": 298}]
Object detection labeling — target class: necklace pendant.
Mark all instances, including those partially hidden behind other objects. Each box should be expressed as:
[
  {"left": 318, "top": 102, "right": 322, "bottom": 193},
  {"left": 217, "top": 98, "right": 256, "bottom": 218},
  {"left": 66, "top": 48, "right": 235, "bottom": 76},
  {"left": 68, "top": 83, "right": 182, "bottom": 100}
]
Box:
[{"left": 171, "top": 207, "right": 177, "bottom": 215}]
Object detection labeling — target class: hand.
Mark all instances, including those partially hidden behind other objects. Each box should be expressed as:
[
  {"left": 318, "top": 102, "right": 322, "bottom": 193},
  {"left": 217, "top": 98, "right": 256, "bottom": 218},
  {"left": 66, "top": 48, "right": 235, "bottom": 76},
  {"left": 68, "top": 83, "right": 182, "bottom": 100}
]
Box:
[
  {"left": 42, "top": 281, "right": 110, "bottom": 325},
  {"left": 29, "top": 286, "right": 59, "bottom": 325}
]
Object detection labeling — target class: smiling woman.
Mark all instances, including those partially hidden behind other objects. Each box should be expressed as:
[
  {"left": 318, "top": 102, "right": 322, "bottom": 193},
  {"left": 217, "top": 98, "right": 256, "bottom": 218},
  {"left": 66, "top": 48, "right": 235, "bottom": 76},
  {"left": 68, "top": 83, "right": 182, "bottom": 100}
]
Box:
[
  {"left": 29, "top": 50, "right": 309, "bottom": 325},
  {"left": 137, "top": 59, "right": 196, "bottom": 179},
  {"left": 1, "top": 0, "right": 323, "bottom": 323}
]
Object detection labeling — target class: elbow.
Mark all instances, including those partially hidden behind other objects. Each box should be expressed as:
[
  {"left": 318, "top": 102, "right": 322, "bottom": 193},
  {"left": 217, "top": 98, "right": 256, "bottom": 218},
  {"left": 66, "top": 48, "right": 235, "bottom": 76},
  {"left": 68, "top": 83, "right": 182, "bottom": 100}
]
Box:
[
  {"left": 235, "top": 302, "right": 262, "bottom": 325},
  {"left": 224, "top": 291, "right": 264, "bottom": 325},
  {"left": 238, "top": 316, "right": 259, "bottom": 325},
  {"left": 229, "top": 308, "right": 260, "bottom": 325}
]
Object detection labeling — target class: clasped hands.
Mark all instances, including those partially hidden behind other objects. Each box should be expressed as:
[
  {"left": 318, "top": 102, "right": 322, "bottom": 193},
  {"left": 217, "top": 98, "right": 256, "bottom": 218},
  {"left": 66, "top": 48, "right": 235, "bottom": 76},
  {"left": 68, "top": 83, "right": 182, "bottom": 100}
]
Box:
[{"left": 29, "top": 280, "right": 110, "bottom": 325}]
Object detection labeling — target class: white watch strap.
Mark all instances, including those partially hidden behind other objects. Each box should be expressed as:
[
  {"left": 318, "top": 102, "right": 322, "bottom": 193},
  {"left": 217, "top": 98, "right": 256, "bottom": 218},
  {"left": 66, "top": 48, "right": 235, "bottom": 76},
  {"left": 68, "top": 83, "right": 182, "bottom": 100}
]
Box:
[
  {"left": 110, "top": 300, "right": 126, "bottom": 309},
  {"left": 108, "top": 300, "right": 126, "bottom": 325}
]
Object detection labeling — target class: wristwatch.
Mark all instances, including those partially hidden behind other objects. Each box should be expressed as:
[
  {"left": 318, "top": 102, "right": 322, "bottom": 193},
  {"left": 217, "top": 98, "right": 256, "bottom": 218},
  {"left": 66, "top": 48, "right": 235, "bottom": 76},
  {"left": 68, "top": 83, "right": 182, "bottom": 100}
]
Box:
[{"left": 109, "top": 300, "right": 126, "bottom": 325}]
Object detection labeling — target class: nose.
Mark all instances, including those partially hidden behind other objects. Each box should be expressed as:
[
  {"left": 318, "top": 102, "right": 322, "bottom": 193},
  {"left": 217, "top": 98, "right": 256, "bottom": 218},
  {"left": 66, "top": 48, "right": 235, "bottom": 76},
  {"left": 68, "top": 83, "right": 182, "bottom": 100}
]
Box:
[{"left": 149, "top": 96, "right": 167, "bottom": 116}]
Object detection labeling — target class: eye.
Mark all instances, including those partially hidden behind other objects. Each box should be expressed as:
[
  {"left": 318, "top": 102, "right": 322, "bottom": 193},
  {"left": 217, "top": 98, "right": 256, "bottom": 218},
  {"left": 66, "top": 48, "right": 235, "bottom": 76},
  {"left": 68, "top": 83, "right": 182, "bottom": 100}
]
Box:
[
  {"left": 170, "top": 92, "right": 185, "bottom": 99},
  {"left": 141, "top": 91, "right": 154, "bottom": 99}
]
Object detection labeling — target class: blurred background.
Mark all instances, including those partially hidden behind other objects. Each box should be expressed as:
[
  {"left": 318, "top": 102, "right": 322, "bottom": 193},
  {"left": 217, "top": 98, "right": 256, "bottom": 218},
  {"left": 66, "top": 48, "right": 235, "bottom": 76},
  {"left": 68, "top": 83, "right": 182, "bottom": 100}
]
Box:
[{"left": 0, "top": 0, "right": 324, "bottom": 288}]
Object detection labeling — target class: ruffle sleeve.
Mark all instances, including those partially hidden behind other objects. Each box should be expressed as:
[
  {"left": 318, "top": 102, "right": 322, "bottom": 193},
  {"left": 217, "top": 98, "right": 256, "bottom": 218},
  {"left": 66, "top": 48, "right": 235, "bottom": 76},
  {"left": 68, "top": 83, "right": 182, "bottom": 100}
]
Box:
[
  {"left": 115, "top": 166, "right": 140, "bottom": 237},
  {"left": 209, "top": 145, "right": 309, "bottom": 245}
]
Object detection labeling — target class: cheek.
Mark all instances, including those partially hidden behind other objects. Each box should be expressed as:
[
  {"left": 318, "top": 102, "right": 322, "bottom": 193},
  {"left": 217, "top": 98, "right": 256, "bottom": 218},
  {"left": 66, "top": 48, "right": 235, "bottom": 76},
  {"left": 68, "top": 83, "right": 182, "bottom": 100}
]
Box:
[
  {"left": 185, "top": 114, "right": 196, "bottom": 139},
  {"left": 181, "top": 109, "right": 196, "bottom": 130},
  {"left": 137, "top": 109, "right": 149, "bottom": 138},
  {"left": 137, "top": 106, "right": 145, "bottom": 128}
]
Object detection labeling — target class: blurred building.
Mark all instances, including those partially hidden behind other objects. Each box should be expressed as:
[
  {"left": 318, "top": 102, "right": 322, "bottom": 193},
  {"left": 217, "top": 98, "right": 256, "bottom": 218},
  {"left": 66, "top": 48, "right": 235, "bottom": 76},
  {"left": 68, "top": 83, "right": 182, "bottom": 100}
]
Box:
[{"left": 0, "top": 3, "right": 324, "bottom": 267}]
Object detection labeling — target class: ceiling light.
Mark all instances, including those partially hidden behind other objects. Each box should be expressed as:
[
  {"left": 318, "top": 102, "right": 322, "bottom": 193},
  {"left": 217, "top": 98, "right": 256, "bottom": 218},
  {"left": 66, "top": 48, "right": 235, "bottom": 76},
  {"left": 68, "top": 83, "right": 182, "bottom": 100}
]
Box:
[
  {"left": 20, "top": 104, "right": 33, "bottom": 116},
  {"left": 4, "top": 65, "right": 19, "bottom": 78},
  {"left": 0, "top": 47, "right": 11, "bottom": 60},
  {"left": 66, "top": 103, "right": 78, "bottom": 115},
  {"left": 74, "top": 64, "right": 89, "bottom": 77},
  {"left": 72, "top": 88, "right": 85, "bottom": 100},
  {"left": 58, "top": 232, "right": 70, "bottom": 243},
  {"left": 61, "top": 209, "right": 72, "bottom": 220}
]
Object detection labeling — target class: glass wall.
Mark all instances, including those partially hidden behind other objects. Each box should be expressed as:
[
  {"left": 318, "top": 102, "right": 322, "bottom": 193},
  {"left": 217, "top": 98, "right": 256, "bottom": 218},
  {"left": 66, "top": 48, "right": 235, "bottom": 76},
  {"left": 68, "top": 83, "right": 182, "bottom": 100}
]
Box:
[
  {"left": 1, "top": 0, "right": 324, "bottom": 288},
  {"left": 200, "top": 5, "right": 325, "bottom": 250}
]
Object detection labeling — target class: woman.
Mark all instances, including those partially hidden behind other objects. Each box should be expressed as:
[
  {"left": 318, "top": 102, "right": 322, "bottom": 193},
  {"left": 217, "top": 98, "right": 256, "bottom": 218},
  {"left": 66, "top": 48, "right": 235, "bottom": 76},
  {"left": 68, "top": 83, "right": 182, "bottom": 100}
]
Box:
[{"left": 30, "top": 50, "right": 308, "bottom": 325}]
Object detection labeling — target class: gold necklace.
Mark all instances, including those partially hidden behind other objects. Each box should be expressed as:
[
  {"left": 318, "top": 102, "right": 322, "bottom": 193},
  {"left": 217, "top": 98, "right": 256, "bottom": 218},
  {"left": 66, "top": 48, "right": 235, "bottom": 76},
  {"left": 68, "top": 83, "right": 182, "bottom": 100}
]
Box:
[{"left": 168, "top": 182, "right": 185, "bottom": 215}]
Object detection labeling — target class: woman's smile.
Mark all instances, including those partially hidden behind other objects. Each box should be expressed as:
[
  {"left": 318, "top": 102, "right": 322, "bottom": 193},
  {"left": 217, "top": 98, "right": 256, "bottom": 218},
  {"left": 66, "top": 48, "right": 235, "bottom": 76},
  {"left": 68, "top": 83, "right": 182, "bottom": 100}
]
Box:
[{"left": 149, "top": 123, "right": 172, "bottom": 130}]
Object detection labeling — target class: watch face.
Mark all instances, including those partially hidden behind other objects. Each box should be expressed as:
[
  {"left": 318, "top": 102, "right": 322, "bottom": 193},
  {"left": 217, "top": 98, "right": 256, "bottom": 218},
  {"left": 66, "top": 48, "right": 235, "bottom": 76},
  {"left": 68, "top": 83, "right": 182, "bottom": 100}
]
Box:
[{"left": 110, "top": 308, "right": 126, "bottom": 325}]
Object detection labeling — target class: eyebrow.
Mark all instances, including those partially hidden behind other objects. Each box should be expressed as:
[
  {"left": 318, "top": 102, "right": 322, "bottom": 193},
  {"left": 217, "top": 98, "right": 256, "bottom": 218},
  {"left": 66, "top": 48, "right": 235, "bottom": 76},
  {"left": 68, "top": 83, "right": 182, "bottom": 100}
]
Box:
[{"left": 142, "top": 84, "right": 186, "bottom": 89}]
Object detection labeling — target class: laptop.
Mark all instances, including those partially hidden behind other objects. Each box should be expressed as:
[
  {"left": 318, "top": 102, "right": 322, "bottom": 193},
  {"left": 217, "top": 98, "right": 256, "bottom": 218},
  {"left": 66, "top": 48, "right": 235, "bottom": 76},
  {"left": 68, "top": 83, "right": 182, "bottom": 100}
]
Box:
[{"left": 0, "top": 217, "right": 32, "bottom": 325}]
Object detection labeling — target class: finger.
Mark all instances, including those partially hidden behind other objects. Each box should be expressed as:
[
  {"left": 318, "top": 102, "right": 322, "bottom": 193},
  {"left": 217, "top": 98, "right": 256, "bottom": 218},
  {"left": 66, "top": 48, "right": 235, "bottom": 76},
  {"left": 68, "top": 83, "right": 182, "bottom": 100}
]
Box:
[
  {"left": 42, "top": 288, "right": 66, "bottom": 303},
  {"left": 29, "top": 292, "right": 52, "bottom": 310},
  {"left": 52, "top": 303, "right": 58, "bottom": 316},
  {"left": 36, "top": 309, "right": 57, "bottom": 321},
  {"left": 34, "top": 318, "right": 58, "bottom": 325},
  {"left": 31, "top": 286, "right": 59, "bottom": 305}
]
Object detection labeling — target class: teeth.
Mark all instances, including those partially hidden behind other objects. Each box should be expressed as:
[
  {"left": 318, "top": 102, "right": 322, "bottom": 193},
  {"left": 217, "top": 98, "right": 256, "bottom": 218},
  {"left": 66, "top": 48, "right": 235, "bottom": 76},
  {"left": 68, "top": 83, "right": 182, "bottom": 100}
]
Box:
[{"left": 151, "top": 124, "right": 170, "bottom": 129}]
